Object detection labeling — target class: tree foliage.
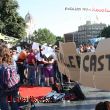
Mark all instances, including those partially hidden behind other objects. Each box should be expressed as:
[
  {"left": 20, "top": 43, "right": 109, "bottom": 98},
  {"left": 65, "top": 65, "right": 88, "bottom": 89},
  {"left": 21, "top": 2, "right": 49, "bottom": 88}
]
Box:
[
  {"left": 32, "top": 28, "right": 56, "bottom": 45},
  {"left": 101, "top": 26, "right": 110, "bottom": 38},
  {"left": 0, "top": 0, "right": 26, "bottom": 38},
  {"left": 55, "top": 36, "right": 64, "bottom": 46}
]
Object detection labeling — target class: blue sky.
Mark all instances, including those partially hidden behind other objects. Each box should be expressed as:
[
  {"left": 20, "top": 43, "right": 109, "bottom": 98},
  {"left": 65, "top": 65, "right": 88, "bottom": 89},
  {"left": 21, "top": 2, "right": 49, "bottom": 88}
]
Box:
[{"left": 18, "top": 0, "right": 110, "bottom": 36}]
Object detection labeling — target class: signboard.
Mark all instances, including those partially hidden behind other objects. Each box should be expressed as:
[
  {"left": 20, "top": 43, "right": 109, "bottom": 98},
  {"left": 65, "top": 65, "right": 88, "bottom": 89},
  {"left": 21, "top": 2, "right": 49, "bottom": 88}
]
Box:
[
  {"left": 94, "top": 38, "right": 110, "bottom": 90},
  {"left": 80, "top": 38, "right": 110, "bottom": 90},
  {"left": 56, "top": 38, "right": 110, "bottom": 90},
  {"left": 32, "top": 42, "right": 39, "bottom": 50},
  {"left": 56, "top": 42, "right": 66, "bottom": 75},
  {"left": 60, "top": 42, "right": 80, "bottom": 81},
  {"left": 16, "top": 46, "right": 22, "bottom": 53},
  {"left": 80, "top": 52, "right": 96, "bottom": 87},
  {"left": 56, "top": 42, "right": 80, "bottom": 81}
]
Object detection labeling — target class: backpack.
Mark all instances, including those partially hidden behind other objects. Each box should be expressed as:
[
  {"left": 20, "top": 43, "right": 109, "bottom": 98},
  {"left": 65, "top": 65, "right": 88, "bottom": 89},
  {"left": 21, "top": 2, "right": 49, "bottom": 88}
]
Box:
[
  {"left": 0, "top": 65, "right": 20, "bottom": 91},
  {"left": 69, "top": 83, "right": 86, "bottom": 100}
]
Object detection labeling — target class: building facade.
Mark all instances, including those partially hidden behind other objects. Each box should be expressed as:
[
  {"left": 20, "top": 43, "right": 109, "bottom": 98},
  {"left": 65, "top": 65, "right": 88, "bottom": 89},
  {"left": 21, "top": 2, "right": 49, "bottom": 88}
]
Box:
[
  {"left": 64, "top": 21, "right": 106, "bottom": 46},
  {"left": 64, "top": 32, "right": 74, "bottom": 42}
]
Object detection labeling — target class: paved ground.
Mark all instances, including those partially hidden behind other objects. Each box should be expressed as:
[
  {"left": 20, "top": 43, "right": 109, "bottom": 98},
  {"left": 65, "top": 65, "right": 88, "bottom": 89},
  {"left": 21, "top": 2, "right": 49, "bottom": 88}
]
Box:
[{"left": 34, "top": 86, "right": 110, "bottom": 110}]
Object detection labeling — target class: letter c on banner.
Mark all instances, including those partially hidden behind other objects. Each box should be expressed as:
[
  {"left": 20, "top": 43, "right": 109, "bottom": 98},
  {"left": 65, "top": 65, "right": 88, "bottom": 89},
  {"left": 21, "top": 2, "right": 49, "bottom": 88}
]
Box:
[{"left": 83, "top": 55, "right": 89, "bottom": 72}]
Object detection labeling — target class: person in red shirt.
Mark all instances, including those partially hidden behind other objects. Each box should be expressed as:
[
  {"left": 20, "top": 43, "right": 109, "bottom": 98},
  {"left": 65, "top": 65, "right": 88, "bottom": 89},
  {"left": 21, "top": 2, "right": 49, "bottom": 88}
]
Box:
[{"left": 27, "top": 49, "right": 36, "bottom": 86}]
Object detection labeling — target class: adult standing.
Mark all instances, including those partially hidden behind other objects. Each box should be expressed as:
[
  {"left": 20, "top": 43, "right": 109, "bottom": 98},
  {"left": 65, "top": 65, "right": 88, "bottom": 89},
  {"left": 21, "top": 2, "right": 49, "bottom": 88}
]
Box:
[
  {"left": 16, "top": 49, "right": 27, "bottom": 84},
  {"left": 27, "top": 49, "right": 36, "bottom": 85},
  {"left": 0, "top": 45, "right": 19, "bottom": 110}
]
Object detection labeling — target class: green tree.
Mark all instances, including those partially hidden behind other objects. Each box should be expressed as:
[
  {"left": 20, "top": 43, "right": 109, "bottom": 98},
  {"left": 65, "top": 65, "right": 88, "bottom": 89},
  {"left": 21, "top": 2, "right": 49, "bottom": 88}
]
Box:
[
  {"left": 101, "top": 26, "right": 110, "bottom": 38},
  {"left": 33, "top": 28, "right": 56, "bottom": 45},
  {"left": 0, "top": 0, "right": 26, "bottom": 38},
  {"left": 55, "top": 36, "right": 64, "bottom": 46},
  {"left": 0, "top": 20, "right": 5, "bottom": 34}
]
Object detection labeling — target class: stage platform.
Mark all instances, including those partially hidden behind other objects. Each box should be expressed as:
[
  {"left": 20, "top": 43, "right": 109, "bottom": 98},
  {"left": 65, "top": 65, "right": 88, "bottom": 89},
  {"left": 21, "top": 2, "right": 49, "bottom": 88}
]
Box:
[{"left": 34, "top": 86, "right": 110, "bottom": 110}]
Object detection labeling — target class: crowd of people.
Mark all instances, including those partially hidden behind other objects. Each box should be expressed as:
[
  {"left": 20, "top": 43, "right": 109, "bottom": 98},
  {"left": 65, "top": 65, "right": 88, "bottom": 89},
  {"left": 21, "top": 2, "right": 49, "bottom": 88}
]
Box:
[
  {"left": 0, "top": 40, "right": 62, "bottom": 110},
  {"left": 76, "top": 44, "right": 95, "bottom": 53},
  {"left": 14, "top": 44, "right": 61, "bottom": 87},
  {"left": 0, "top": 39, "right": 105, "bottom": 110}
]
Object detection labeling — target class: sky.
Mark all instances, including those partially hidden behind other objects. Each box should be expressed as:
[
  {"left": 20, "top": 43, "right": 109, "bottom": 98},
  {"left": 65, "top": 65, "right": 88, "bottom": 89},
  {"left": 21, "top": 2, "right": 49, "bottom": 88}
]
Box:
[{"left": 18, "top": 0, "right": 110, "bottom": 36}]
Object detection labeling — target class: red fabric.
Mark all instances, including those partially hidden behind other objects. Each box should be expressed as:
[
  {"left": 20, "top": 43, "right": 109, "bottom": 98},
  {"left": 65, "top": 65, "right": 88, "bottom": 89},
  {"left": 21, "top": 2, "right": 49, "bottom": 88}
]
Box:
[
  {"left": 27, "top": 53, "right": 36, "bottom": 64},
  {"left": 19, "top": 86, "right": 52, "bottom": 98}
]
